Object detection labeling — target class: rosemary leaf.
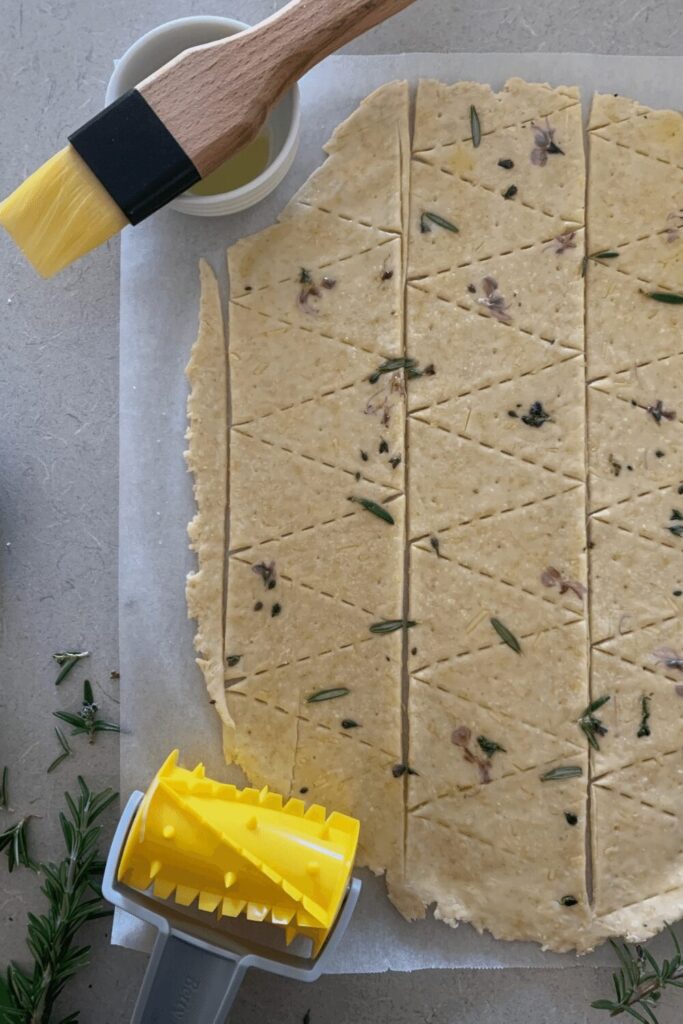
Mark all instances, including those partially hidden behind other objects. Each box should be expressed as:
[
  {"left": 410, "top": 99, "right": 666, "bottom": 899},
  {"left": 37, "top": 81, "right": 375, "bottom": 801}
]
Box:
[
  {"left": 348, "top": 496, "right": 395, "bottom": 525},
  {"left": 0, "top": 818, "right": 35, "bottom": 873},
  {"left": 477, "top": 735, "right": 506, "bottom": 758},
  {"left": 420, "top": 211, "right": 459, "bottom": 234},
  {"left": 490, "top": 617, "right": 522, "bottom": 654},
  {"left": 541, "top": 765, "right": 583, "bottom": 782},
  {"left": 226, "top": 654, "right": 242, "bottom": 667},
  {"left": 47, "top": 728, "right": 72, "bottom": 774},
  {"left": 0, "top": 766, "right": 7, "bottom": 809},
  {"left": 578, "top": 694, "right": 611, "bottom": 751},
  {"left": 470, "top": 104, "right": 481, "bottom": 147},
  {"left": 560, "top": 895, "right": 578, "bottom": 907},
  {"left": 644, "top": 290, "right": 683, "bottom": 304},
  {"left": 305, "top": 687, "right": 350, "bottom": 703},
  {"left": 592, "top": 250, "right": 620, "bottom": 259},
  {"left": 52, "top": 650, "right": 89, "bottom": 686},
  {"left": 369, "top": 619, "right": 416, "bottom": 634},
  {"left": 368, "top": 355, "right": 418, "bottom": 383}
]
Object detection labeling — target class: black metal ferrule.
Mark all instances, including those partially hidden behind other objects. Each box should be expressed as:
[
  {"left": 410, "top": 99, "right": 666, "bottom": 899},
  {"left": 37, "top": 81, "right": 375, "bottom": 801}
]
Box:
[{"left": 69, "top": 89, "right": 200, "bottom": 225}]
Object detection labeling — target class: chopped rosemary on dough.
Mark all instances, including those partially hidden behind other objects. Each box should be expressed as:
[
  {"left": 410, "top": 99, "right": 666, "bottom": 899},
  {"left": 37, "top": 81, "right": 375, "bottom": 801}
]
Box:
[
  {"left": 392, "top": 763, "right": 418, "bottom": 778},
  {"left": 341, "top": 719, "right": 359, "bottom": 729},
  {"left": 666, "top": 509, "right": 683, "bottom": 537},
  {"left": 420, "top": 211, "right": 459, "bottom": 234},
  {"left": 348, "top": 496, "right": 395, "bottom": 525},
  {"left": 541, "top": 765, "right": 583, "bottom": 782},
  {"left": 578, "top": 695, "right": 610, "bottom": 751},
  {"left": 564, "top": 812, "right": 578, "bottom": 826},
  {"left": 637, "top": 695, "right": 652, "bottom": 738},
  {"left": 252, "top": 561, "right": 276, "bottom": 588},
  {"left": 560, "top": 895, "right": 578, "bottom": 907},
  {"left": 490, "top": 617, "right": 522, "bottom": 654},
  {"left": 581, "top": 250, "right": 619, "bottom": 276},
  {"left": 369, "top": 619, "right": 416, "bottom": 634},
  {"left": 226, "top": 654, "right": 242, "bottom": 667},
  {"left": 306, "top": 687, "right": 350, "bottom": 703},
  {"left": 502, "top": 184, "right": 518, "bottom": 199},
  {"left": 469, "top": 105, "right": 481, "bottom": 147},
  {"left": 643, "top": 289, "right": 683, "bottom": 304}
]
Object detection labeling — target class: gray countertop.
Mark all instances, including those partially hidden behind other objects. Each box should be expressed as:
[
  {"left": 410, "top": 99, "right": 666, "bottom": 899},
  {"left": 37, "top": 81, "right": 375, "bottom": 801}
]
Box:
[{"left": 0, "top": 2, "right": 681, "bottom": 1022}]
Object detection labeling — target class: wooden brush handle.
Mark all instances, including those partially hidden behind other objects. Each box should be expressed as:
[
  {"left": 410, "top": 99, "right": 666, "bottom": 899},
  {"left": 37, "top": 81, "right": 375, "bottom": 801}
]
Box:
[{"left": 139, "top": 0, "right": 417, "bottom": 177}]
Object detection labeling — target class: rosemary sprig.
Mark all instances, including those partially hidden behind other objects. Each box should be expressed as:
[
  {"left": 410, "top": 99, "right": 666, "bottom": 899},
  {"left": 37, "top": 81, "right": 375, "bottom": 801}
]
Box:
[
  {"left": 347, "top": 496, "right": 395, "bottom": 525},
  {"left": 470, "top": 104, "right": 481, "bottom": 147},
  {"left": 54, "top": 680, "right": 120, "bottom": 745},
  {"left": 369, "top": 619, "right": 416, "bottom": 634},
  {"left": 0, "top": 766, "right": 8, "bottom": 809},
  {"left": 47, "top": 727, "right": 73, "bottom": 774},
  {"left": 305, "top": 687, "right": 350, "bottom": 703},
  {"left": 578, "top": 694, "right": 611, "bottom": 750},
  {"left": 637, "top": 694, "right": 652, "bottom": 738},
  {"left": 52, "top": 650, "right": 89, "bottom": 686},
  {"left": 490, "top": 617, "right": 521, "bottom": 654},
  {"left": 0, "top": 818, "right": 35, "bottom": 873},
  {"left": 643, "top": 290, "right": 683, "bottom": 304},
  {"left": 581, "top": 250, "right": 619, "bottom": 276},
  {"left": 420, "top": 211, "right": 459, "bottom": 234},
  {"left": 4, "top": 778, "right": 117, "bottom": 1024},
  {"left": 541, "top": 765, "right": 583, "bottom": 782},
  {"left": 592, "top": 928, "right": 683, "bottom": 1023}
]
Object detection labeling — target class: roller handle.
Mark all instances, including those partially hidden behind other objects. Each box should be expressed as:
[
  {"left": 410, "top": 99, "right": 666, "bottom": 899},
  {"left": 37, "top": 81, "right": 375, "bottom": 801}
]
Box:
[
  {"left": 131, "top": 930, "right": 247, "bottom": 1024},
  {"left": 138, "top": 0, "right": 418, "bottom": 176}
]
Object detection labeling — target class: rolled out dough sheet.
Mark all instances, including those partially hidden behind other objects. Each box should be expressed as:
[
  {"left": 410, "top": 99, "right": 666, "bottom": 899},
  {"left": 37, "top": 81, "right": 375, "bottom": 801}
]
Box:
[{"left": 117, "top": 53, "right": 683, "bottom": 971}]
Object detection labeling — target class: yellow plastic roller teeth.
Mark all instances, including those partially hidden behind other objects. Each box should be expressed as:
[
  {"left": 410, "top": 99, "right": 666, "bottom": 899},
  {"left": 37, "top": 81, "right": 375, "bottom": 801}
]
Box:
[{"left": 117, "top": 751, "right": 360, "bottom": 955}]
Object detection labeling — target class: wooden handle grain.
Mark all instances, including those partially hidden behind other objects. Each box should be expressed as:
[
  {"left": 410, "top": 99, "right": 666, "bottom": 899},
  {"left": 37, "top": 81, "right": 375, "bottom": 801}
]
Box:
[{"left": 139, "top": 0, "right": 418, "bottom": 177}]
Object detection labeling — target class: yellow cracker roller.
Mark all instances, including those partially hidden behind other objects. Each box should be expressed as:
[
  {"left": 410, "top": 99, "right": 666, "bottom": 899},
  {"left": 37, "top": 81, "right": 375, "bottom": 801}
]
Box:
[{"left": 103, "top": 751, "right": 361, "bottom": 1023}]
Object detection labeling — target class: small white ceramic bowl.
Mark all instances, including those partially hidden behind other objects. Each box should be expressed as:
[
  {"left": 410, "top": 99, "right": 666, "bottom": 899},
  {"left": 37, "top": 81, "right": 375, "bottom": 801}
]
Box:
[{"left": 105, "top": 16, "right": 301, "bottom": 216}]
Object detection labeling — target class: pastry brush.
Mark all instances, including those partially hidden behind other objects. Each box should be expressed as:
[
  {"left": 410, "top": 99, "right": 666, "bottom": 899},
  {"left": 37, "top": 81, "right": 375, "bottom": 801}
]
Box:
[{"left": 0, "top": 0, "right": 417, "bottom": 278}]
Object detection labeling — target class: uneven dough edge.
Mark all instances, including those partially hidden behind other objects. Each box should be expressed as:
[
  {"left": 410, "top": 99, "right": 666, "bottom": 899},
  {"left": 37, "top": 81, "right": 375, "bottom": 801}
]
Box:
[{"left": 185, "top": 259, "right": 231, "bottom": 735}]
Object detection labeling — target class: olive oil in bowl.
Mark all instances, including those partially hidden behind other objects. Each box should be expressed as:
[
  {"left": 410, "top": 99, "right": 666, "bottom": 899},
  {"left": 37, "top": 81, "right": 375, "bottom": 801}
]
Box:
[{"left": 190, "top": 134, "right": 270, "bottom": 195}]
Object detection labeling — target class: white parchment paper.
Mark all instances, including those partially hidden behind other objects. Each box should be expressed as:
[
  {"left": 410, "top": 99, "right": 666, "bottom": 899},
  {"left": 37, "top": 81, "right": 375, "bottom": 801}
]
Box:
[{"left": 116, "top": 52, "right": 683, "bottom": 971}]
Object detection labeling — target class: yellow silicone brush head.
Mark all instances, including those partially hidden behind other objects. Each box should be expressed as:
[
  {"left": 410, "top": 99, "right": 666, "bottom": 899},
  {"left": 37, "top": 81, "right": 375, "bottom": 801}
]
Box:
[
  {"left": 118, "top": 751, "right": 360, "bottom": 956},
  {"left": 0, "top": 146, "right": 128, "bottom": 278}
]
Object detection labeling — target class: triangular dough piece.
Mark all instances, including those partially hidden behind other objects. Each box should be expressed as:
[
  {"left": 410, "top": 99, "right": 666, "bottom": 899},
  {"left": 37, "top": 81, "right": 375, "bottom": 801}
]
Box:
[
  {"left": 407, "top": 678, "right": 583, "bottom": 805},
  {"left": 591, "top": 97, "right": 683, "bottom": 166},
  {"left": 291, "top": 722, "right": 404, "bottom": 875},
  {"left": 236, "top": 495, "right": 405, "bottom": 621},
  {"left": 289, "top": 81, "right": 409, "bottom": 233},
  {"left": 589, "top": 517, "right": 682, "bottom": 643},
  {"left": 593, "top": 482, "right": 683, "bottom": 546},
  {"left": 413, "top": 240, "right": 584, "bottom": 348},
  {"left": 588, "top": 386, "right": 683, "bottom": 512},
  {"left": 229, "top": 637, "right": 402, "bottom": 755},
  {"left": 592, "top": 648, "right": 683, "bottom": 775},
  {"left": 229, "top": 304, "right": 380, "bottom": 423},
  {"left": 416, "top": 105, "right": 584, "bottom": 228},
  {"left": 236, "top": 238, "right": 403, "bottom": 357},
  {"left": 409, "top": 415, "right": 576, "bottom": 536},
  {"left": 229, "top": 207, "right": 396, "bottom": 296},
  {"left": 596, "top": 617, "right": 683, "bottom": 682},
  {"left": 410, "top": 544, "right": 579, "bottom": 664},
  {"left": 243, "top": 381, "right": 405, "bottom": 490},
  {"left": 590, "top": 351, "right": 683, "bottom": 437},
  {"left": 229, "top": 431, "right": 398, "bottom": 548},
  {"left": 588, "top": 93, "right": 649, "bottom": 131},
  {"left": 421, "top": 357, "right": 585, "bottom": 478},
  {"left": 609, "top": 231, "right": 683, "bottom": 294},
  {"left": 413, "top": 621, "right": 588, "bottom": 742},
  {"left": 586, "top": 260, "right": 683, "bottom": 380},
  {"left": 225, "top": 557, "right": 376, "bottom": 674},
  {"left": 405, "top": 285, "right": 576, "bottom": 414},
  {"left": 592, "top": 754, "right": 683, "bottom": 917},
  {"left": 587, "top": 135, "right": 683, "bottom": 249},
  {"left": 414, "top": 490, "right": 587, "bottom": 616},
  {"left": 413, "top": 78, "right": 579, "bottom": 152},
  {"left": 407, "top": 159, "right": 565, "bottom": 279}
]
